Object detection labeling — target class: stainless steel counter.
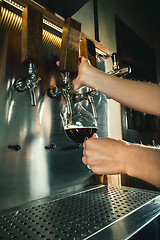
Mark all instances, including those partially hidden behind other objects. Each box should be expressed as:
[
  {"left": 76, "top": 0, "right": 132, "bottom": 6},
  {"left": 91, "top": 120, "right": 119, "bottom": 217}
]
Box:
[{"left": 0, "top": 185, "right": 159, "bottom": 240}]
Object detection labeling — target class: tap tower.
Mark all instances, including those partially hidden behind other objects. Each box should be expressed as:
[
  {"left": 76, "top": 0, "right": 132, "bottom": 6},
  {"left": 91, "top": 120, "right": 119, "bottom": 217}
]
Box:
[{"left": 14, "top": 5, "right": 42, "bottom": 106}]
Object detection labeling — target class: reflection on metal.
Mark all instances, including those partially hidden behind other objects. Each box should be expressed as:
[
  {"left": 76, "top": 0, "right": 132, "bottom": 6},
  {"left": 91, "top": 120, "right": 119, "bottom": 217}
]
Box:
[
  {"left": 29, "top": 136, "right": 50, "bottom": 198},
  {"left": 0, "top": 4, "right": 109, "bottom": 211}
]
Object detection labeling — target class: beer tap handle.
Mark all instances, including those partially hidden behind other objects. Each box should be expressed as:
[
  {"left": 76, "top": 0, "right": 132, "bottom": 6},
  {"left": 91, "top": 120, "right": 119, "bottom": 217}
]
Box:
[
  {"left": 111, "top": 52, "right": 119, "bottom": 70},
  {"left": 74, "top": 37, "right": 97, "bottom": 97},
  {"left": 107, "top": 52, "right": 131, "bottom": 77},
  {"left": 14, "top": 6, "right": 42, "bottom": 106},
  {"left": 48, "top": 18, "right": 81, "bottom": 117},
  {"left": 59, "top": 18, "right": 81, "bottom": 74},
  {"left": 80, "top": 38, "right": 97, "bottom": 68},
  {"left": 47, "top": 82, "right": 74, "bottom": 98},
  {"left": 111, "top": 66, "right": 131, "bottom": 77}
]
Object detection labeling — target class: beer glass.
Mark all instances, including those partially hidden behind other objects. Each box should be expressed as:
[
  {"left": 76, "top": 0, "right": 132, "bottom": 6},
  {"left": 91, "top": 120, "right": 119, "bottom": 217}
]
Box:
[{"left": 60, "top": 96, "right": 97, "bottom": 143}]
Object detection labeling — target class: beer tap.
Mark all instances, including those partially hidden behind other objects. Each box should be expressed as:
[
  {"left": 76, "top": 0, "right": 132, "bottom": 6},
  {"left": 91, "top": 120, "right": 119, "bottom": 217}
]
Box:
[
  {"left": 72, "top": 37, "right": 97, "bottom": 101},
  {"left": 13, "top": 5, "right": 43, "bottom": 106},
  {"left": 107, "top": 52, "right": 131, "bottom": 77},
  {"left": 72, "top": 37, "right": 98, "bottom": 119},
  {"left": 14, "top": 62, "right": 41, "bottom": 106},
  {"left": 47, "top": 17, "right": 82, "bottom": 116},
  {"left": 47, "top": 72, "right": 73, "bottom": 115}
]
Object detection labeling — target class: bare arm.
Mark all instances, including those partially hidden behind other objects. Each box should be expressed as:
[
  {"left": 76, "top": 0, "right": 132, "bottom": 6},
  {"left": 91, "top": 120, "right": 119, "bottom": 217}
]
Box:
[
  {"left": 73, "top": 57, "right": 160, "bottom": 116},
  {"left": 83, "top": 135, "right": 160, "bottom": 188}
]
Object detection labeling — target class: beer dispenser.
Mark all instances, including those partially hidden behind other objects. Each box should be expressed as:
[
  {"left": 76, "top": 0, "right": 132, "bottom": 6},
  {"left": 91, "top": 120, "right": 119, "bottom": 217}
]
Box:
[
  {"left": 47, "top": 18, "right": 98, "bottom": 143},
  {"left": 61, "top": 37, "right": 98, "bottom": 143},
  {"left": 47, "top": 17, "right": 81, "bottom": 115},
  {"left": 13, "top": 5, "right": 42, "bottom": 106}
]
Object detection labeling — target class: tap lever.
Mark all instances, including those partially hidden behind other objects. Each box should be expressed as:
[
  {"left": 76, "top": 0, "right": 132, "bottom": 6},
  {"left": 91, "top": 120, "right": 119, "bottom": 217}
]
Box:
[
  {"left": 14, "top": 62, "right": 41, "bottom": 106},
  {"left": 107, "top": 52, "right": 131, "bottom": 77},
  {"left": 80, "top": 38, "right": 97, "bottom": 67},
  {"left": 59, "top": 18, "right": 81, "bottom": 74},
  {"left": 107, "top": 66, "right": 131, "bottom": 77},
  {"left": 111, "top": 52, "right": 119, "bottom": 70},
  {"left": 47, "top": 82, "right": 73, "bottom": 98},
  {"left": 111, "top": 66, "right": 131, "bottom": 77}
]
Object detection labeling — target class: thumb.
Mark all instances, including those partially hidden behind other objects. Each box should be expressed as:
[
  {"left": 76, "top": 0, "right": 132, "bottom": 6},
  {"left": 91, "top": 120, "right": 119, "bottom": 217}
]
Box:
[{"left": 79, "top": 56, "right": 91, "bottom": 65}]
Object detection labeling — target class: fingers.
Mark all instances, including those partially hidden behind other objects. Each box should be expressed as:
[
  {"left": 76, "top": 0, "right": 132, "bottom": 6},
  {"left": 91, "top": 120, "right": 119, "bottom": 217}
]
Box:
[
  {"left": 56, "top": 61, "right": 60, "bottom": 67},
  {"left": 56, "top": 61, "right": 65, "bottom": 80},
  {"left": 92, "top": 133, "right": 98, "bottom": 138},
  {"left": 82, "top": 137, "right": 97, "bottom": 168},
  {"left": 82, "top": 156, "right": 87, "bottom": 165},
  {"left": 78, "top": 56, "right": 86, "bottom": 63},
  {"left": 78, "top": 56, "right": 83, "bottom": 62},
  {"left": 79, "top": 56, "right": 91, "bottom": 65},
  {"left": 82, "top": 146, "right": 88, "bottom": 165},
  {"left": 56, "top": 57, "right": 90, "bottom": 92},
  {"left": 83, "top": 133, "right": 98, "bottom": 148}
]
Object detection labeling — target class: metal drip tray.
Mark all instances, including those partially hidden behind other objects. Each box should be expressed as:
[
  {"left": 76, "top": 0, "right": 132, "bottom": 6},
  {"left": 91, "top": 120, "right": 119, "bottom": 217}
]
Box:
[{"left": 0, "top": 185, "right": 159, "bottom": 240}]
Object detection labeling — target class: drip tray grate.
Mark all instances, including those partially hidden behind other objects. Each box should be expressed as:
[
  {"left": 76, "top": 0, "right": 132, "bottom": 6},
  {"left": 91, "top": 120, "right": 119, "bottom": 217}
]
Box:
[{"left": 0, "top": 186, "right": 159, "bottom": 239}]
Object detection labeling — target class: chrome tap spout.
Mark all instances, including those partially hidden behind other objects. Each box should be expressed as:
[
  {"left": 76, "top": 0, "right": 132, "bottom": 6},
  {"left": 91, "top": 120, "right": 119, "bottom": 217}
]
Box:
[
  {"left": 62, "top": 89, "right": 72, "bottom": 116},
  {"left": 47, "top": 71, "right": 73, "bottom": 116}
]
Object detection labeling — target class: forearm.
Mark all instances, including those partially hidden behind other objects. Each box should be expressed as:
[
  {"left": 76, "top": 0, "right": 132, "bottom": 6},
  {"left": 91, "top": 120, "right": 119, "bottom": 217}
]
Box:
[
  {"left": 87, "top": 66, "right": 160, "bottom": 116},
  {"left": 124, "top": 143, "right": 160, "bottom": 188}
]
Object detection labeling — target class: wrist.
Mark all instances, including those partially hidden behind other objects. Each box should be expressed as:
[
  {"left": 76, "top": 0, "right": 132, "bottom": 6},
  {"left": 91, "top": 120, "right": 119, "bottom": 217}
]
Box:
[
  {"left": 123, "top": 143, "right": 155, "bottom": 178},
  {"left": 117, "top": 140, "right": 132, "bottom": 175},
  {"left": 81, "top": 64, "right": 96, "bottom": 88},
  {"left": 122, "top": 143, "right": 136, "bottom": 176}
]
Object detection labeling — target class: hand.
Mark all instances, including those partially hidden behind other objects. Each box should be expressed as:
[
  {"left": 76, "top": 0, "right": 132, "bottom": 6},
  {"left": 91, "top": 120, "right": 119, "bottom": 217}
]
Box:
[
  {"left": 56, "top": 57, "right": 95, "bottom": 92},
  {"left": 72, "top": 57, "right": 93, "bottom": 91},
  {"left": 82, "top": 135, "right": 129, "bottom": 175}
]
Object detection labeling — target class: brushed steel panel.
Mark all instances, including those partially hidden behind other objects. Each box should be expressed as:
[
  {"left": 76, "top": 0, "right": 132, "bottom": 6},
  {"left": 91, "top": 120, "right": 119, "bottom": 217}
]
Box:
[{"left": 0, "top": 6, "right": 108, "bottom": 211}]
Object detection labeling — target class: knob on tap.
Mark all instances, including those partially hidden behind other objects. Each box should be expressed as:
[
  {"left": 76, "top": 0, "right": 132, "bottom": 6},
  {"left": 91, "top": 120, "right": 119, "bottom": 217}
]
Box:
[{"left": 47, "top": 82, "right": 73, "bottom": 98}]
